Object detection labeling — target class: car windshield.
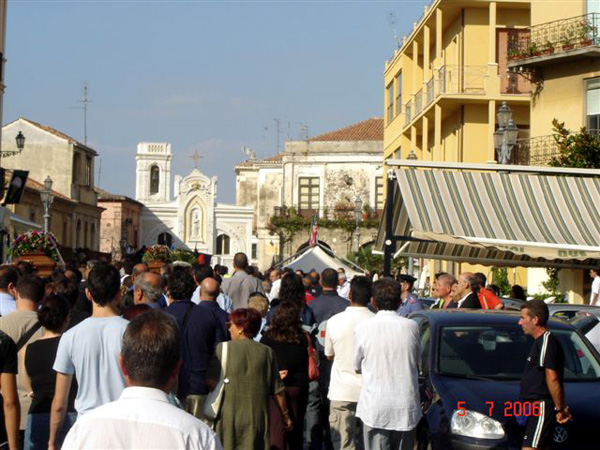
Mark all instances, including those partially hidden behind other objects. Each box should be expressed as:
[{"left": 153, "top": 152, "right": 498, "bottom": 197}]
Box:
[{"left": 438, "top": 325, "right": 600, "bottom": 381}]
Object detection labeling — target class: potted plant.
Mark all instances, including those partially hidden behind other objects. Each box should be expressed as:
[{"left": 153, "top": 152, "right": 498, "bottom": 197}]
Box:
[
  {"left": 142, "top": 245, "right": 172, "bottom": 273},
  {"left": 527, "top": 41, "right": 541, "bottom": 57},
  {"left": 578, "top": 20, "right": 596, "bottom": 46},
  {"left": 362, "top": 203, "right": 372, "bottom": 221},
  {"left": 542, "top": 41, "right": 555, "bottom": 55},
  {"left": 560, "top": 25, "right": 577, "bottom": 50},
  {"left": 9, "top": 230, "right": 61, "bottom": 277}
]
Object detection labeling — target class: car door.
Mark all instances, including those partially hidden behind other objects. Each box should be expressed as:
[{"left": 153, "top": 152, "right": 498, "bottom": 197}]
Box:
[{"left": 416, "top": 317, "right": 434, "bottom": 413}]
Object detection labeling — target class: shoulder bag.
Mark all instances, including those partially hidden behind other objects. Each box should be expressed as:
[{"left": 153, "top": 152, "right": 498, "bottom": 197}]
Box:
[
  {"left": 305, "top": 333, "right": 320, "bottom": 381},
  {"left": 203, "top": 341, "right": 229, "bottom": 420}
]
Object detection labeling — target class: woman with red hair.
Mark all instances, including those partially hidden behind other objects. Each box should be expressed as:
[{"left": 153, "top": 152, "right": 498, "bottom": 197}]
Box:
[{"left": 206, "top": 308, "right": 292, "bottom": 449}]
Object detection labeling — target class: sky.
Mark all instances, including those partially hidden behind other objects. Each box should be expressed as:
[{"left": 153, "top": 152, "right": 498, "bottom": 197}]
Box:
[{"left": 4, "top": 0, "right": 429, "bottom": 203}]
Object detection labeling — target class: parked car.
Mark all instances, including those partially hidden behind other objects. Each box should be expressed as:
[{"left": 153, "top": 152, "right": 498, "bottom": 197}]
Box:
[
  {"left": 409, "top": 309, "right": 600, "bottom": 449},
  {"left": 570, "top": 311, "right": 600, "bottom": 353},
  {"left": 500, "top": 297, "right": 526, "bottom": 311},
  {"left": 547, "top": 303, "right": 600, "bottom": 321}
]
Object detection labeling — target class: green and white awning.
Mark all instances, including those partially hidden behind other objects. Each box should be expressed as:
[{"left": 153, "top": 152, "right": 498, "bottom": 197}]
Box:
[{"left": 377, "top": 167, "right": 600, "bottom": 268}]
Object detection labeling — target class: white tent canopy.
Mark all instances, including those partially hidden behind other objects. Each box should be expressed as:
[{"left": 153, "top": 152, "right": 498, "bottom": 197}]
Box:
[{"left": 279, "top": 244, "right": 364, "bottom": 279}]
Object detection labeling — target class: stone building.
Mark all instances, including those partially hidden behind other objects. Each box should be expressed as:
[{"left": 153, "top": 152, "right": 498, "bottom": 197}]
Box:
[
  {"left": 235, "top": 118, "right": 384, "bottom": 269},
  {"left": 135, "top": 142, "right": 254, "bottom": 269},
  {"left": 1, "top": 118, "right": 103, "bottom": 252},
  {"left": 96, "top": 188, "right": 143, "bottom": 259}
]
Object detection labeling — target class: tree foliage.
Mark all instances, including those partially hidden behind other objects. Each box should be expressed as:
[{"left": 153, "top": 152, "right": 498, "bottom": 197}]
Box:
[
  {"left": 347, "top": 244, "right": 404, "bottom": 275},
  {"left": 550, "top": 119, "right": 600, "bottom": 168}
]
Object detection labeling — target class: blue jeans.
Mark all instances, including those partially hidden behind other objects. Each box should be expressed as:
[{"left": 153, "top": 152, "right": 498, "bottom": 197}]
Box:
[{"left": 24, "top": 412, "right": 76, "bottom": 450}]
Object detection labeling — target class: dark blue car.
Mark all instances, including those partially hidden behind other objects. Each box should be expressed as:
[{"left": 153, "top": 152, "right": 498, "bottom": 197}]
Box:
[{"left": 410, "top": 309, "right": 600, "bottom": 449}]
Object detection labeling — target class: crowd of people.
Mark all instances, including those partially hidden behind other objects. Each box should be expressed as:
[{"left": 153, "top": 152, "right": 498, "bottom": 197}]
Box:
[{"left": 0, "top": 252, "right": 558, "bottom": 450}]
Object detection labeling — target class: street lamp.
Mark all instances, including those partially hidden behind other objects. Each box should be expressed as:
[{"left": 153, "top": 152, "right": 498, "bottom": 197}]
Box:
[
  {"left": 494, "top": 102, "right": 519, "bottom": 164},
  {"left": 354, "top": 196, "right": 363, "bottom": 256},
  {"left": 0, "top": 131, "right": 26, "bottom": 166},
  {"left": 40, "top": 176, "right": 54, "bottom": 233}
]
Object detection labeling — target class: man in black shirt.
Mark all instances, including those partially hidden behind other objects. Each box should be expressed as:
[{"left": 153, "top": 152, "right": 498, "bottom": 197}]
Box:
[
  {"left": 0, "top": 330, "right": 19, "bottom": 450},
  {"left": 519, "top": 300, "right": 572, "bottom": 449}
]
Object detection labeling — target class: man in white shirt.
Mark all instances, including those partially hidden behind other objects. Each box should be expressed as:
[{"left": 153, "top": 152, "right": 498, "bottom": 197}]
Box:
[
  {"left": 268, "top": 269, "right": 282, "bottom": 302},
  {"left": 336, "top": 269, "right": 351, "bottom": 300},
  {"left": 62, "top": 310, "right": 221, "bottom": 450},
  {"left": 354, "top": 277, "right": 421, "bottom": 450},
  {"left": 325, "top": 276, "right": 374, "bottom": 450},
  {"left": 50, "top": 263, "right": 129, "bottom": 449},
  {"left": 591, "top": 268, "right": 600, "bottom": 306}
]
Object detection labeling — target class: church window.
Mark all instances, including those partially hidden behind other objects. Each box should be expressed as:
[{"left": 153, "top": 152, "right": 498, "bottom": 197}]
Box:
[
  {"left": 158, "top": 232, "right": 173, "bottom": 248},
  {"left": 251, "top": 243, "right": 258, "bottom": 260},
  {"left": 216, "top": 234, "right": 230, "bottom": 255},
  {"left": 298, "top": 177, "right": 320, "bottom": 214},
  {"left": 150, "top": 165, "right": 160, "bottom": 194},
  {"left": 84, "top": 222, "right": 88, "bottom": 248}
]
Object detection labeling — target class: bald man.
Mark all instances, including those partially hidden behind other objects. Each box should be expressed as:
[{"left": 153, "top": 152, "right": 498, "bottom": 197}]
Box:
[
  {"left": 122, "top": 263, "right": 149, "bottom": 310},
  {"left": 133, "top": 272, "right": 164, "bottom": 310},
  {"left": 199, "top": 277, "right": 229, "bottom": 340}
]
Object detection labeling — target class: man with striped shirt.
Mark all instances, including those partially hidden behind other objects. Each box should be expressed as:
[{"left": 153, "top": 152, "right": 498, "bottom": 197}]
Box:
[{"left": 518, "top": 300, "right": 572, "bottom": 450}]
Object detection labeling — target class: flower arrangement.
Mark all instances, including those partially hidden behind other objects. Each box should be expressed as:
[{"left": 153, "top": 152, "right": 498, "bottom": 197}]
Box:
[
  {"left": 9, "top": 230, "right": 60, "bottom": 261},
  {"left": 142, "top": 245, "right": 172, "bottom": 263}
]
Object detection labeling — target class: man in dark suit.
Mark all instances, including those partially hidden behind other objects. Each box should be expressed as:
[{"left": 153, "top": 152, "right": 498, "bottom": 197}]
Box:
[{"left": 453, "top": 272, "right": 482, "bottom": 309}]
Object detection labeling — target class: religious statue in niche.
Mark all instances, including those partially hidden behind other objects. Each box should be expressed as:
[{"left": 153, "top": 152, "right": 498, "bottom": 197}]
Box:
[{"left": 190, "top": 207, "right": 202, "bottom": 240}]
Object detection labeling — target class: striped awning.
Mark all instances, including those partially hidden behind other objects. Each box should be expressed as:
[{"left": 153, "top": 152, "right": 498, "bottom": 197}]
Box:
[{"left": 377, "top": 167, "right": 600, "bottom": 268}]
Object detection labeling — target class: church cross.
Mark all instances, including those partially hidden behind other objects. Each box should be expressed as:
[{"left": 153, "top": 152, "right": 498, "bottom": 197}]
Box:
[{"left": 189, "top": 149, "right": 203, "bottom": 169}]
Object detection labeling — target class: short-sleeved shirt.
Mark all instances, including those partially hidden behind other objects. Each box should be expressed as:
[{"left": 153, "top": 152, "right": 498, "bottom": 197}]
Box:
[
  {"left": 592, "top": 277, "right": 600, "bottom": 305},
  {"left": 520, "top": 331, "right": 564, "bottom": 401},
  {"left": 166, "top": 301, "right": 222, "bottom": 396},
  {"left": 325, "top": 306, "right": 374, "bottom": 402},
  {"left": 478, "top": 288, "right": 503, "bottom": 309},
  {"left": 0, "top": 330, "right": 17, "bottom": 374},
  {"left": 53, "top": 316, "right": 128, "bottom": 415},
  {"left": 309, "top": 291, "right": 348, "bottom": 354},
  {"left": 397, "top": 293, "right": 423, "bottom": 317},
  {"left": 26, "top": 337, "right": 77, "bottom": 414}
]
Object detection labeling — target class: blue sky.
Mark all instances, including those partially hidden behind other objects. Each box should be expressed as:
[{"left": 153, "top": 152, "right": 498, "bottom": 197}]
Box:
[{"left": 4, "top": 0, "right": 428, "bottom": 203}]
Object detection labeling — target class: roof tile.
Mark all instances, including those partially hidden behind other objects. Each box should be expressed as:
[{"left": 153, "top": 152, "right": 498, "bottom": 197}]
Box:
[{"left": 308, "top": 118, "right": 383, "bottom": 142}]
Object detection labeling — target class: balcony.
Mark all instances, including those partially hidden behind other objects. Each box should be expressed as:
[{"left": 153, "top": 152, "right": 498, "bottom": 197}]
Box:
[
  {"left": 404, "top": 101, "right": 413, "bottom": 126},
  {"left": 436, "top": 65, "right": 486, "bottom": 95},
  {"left": 507, "top": 13, "right": 600, "bottom": 69},
  {"left": 414, "top": 89, "right": 424, "bottom": 116},
  {"left": 512, "top": 135, "right": 561, "bottom": 166}
]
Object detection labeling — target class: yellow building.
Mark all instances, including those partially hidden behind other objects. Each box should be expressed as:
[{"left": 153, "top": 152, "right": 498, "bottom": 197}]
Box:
[
  {"left": 383, "top": 0, "right": 533, "bottom": 286},
  {"left": 384, "top": 0, "right": 531, "bottom": 164},
  {"left": 505, "top": 0, "right": 600, "bottom": 302}
]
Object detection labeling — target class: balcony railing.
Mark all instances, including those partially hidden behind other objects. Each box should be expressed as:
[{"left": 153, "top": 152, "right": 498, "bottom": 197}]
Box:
[
  {"left": 426, "top": 78, "right": 435, "bottom": 106},
  {"left": 508, "top": 13, "right": 600, "bottom": 62},
  {"left": 437, "top": 65, "right": 486, "bottom": 95},
  {"left": 404, "top": 101, "right": 413, "bottom": 126},
  {"left": 414, "top": 89, "right": 423, "bottom": 116},
  {"left": 512, "top": 135, "right": 561, "bottom": 166}
]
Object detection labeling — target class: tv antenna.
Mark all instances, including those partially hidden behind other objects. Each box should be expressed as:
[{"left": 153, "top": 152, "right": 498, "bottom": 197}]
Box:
[
  {"left": 273, "top": 118, "right": 281, "bottom": 153},
  {"left": 72, "top": 83, "right": 91, "bottom": 145},
  {"left": 388, "top": 12, "right": 401, "bottom": 48},
  {"left": 296, "top": 122, "right": 309, "bottom": 140},
  {"left": 241, "top": 146, "right": 255, "bottom": 160}
]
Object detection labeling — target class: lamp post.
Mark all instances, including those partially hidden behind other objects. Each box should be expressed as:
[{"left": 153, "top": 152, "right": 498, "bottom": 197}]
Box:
[
  {"left": 354, "top": 196, "right": 363, "bottom": 258},
  {"left": 0, "top": 131, "right": 26, "bottom": 167},
  {"left": 39, "top": 176, "right": 54, "bottom": 233},
  {"left": 494, "top": 102, "right": 519, "bottom": 164}
]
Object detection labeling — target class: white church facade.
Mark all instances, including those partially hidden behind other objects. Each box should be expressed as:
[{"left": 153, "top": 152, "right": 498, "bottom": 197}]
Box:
[{"left": 135, "top": 142, "right": 255, "bottom": 268}]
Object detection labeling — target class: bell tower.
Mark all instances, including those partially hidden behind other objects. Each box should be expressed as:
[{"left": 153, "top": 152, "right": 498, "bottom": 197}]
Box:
[{"left": 135, "top": 142, "right": 172, "bottom": 203}]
